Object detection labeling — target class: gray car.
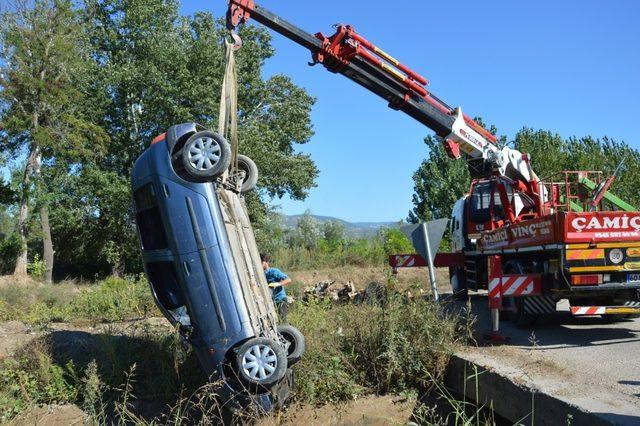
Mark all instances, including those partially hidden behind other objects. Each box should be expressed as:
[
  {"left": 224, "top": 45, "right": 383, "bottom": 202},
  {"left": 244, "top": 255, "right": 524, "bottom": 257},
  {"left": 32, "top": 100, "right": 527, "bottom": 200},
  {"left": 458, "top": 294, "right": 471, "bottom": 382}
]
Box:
[{"left": 131, "top": 123, "right": 305, "bottom": 412}]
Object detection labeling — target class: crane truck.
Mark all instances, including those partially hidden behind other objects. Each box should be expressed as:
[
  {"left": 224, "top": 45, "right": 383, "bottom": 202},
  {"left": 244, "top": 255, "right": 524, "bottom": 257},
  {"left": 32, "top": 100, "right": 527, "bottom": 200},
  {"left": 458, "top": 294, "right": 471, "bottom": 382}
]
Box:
[{"left": 226, "top": 0, "right": 640, "bottom": 329}]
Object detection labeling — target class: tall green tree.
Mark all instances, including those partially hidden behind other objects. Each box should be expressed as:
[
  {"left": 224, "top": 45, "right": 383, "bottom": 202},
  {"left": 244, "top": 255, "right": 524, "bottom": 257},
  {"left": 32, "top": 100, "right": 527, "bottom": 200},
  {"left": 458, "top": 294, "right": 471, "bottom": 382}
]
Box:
[
  {"left": 57, "top": 0, "right": 319, "bottom": 276},
  {"left": 0, "top": 0, "right": 107, "bottom": 281},
  {"left": 516, "top": 128, "right": 640, "bottom": 208},
  {"left": 408, "top": 135, "right": 470, "bottom": 223}
]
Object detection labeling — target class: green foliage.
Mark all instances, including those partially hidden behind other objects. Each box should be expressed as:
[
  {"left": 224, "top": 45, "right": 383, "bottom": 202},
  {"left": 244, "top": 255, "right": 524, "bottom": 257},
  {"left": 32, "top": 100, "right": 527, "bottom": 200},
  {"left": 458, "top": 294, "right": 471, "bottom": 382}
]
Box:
[
  {"left": 322, "top": 220, "right": 347, "bottom": 249},
  {"left": 256, "top": 213, "right": 416, "bottom": 271},
  {"left": 288, "top": 294, "right": 459, "bottom": 404},
  {"left": 409, "top": 135, "right": 470, "bottom": 223},
  {"left": 0, "top": 323, "right": 205, "bottom": 423},
  {"left": 0, "top": 235, "right": 21, "bottom": 274},
  {"left": 379, "top": 226, "right": 414, "bottom": 255},
  {"left": 0, "top": 0, "right": 318, "bottom": 279},
  {"left": 27, "top": 253, "right": 46, "bottom": 280},
  {"left": 0, "top": 276, "right": 156, "bottom": 325},
  {"left": 287, "top": 210, "right": 322, "bottom": 250},
  {"left": 0, "top": 346, "right": 80, "bottom": 422},
  {"left": 516, "top": 128, "right": 640, "bottom": 209},
  {"left": 71, "top": 275, "right": 155, "bottom": 322},
  {"left": 410, "top": 127, "right": 640, "bottom": 225},
  {"left": 0, "top": 0, "right": 108, "bottom": 160}
]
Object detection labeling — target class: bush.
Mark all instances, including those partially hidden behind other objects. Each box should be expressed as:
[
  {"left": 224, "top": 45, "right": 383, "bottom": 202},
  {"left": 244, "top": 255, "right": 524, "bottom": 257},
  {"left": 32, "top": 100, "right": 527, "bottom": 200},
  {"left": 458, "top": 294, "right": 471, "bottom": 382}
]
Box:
[
  {"left": 0, "top": 275, "right": 157, "bottom": 325},
  {"left": 0, "top": 342, "right": 80, "bottom": 422},
  {"left": 288, "top": 294, "right": 459, "bottom": 404},
  {"left": 0, "top": 235, "right": 21, "bottom": 275},
  {"left": 71, "top": 275, "right": 155, "bottom": 322}
]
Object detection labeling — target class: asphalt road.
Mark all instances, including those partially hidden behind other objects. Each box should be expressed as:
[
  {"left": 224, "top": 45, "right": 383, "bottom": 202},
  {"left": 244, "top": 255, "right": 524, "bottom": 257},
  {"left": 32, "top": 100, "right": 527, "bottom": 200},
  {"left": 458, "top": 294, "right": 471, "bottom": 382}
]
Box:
[{"left": 457, "top": 292, "right": 640, "bottom": 424}]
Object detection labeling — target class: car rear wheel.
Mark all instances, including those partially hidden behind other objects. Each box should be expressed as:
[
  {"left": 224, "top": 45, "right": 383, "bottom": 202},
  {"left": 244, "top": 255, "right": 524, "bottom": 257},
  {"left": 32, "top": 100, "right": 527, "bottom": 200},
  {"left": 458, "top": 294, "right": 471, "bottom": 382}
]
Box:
[
  {"left": 236, "top": 337, "right": 287, "bottom": 387},
  {"left": 181, "top": 131, "right": 231, "bottom": 182},
  {"left": 277, "top": 325, "right": 305, "bottom": 366},
  {"left": 234, "top": 154, "right": 258, "bottom": 193}
]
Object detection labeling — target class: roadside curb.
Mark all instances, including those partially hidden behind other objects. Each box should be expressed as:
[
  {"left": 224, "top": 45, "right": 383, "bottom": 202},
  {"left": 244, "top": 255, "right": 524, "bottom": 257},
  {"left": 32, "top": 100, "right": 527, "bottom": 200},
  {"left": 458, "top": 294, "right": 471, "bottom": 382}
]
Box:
[{"left": 445, "top": 354, "right": 622, "bottom": 426}]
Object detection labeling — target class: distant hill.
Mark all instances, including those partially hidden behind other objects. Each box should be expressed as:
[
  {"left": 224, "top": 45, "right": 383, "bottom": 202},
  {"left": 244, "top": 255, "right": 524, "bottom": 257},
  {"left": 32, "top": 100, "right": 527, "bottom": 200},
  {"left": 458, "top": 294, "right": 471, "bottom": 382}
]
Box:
[{"left": 283, "top": 214, "right": 400, "bottom": 238}]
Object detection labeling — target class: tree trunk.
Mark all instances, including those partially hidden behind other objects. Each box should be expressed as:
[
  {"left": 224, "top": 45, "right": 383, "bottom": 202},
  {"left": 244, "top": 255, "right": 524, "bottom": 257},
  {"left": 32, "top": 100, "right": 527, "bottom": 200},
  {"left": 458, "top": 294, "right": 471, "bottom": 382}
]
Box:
[
  {"left": 110, "top": 257, "right": 124, "bottom": 278},
  {"left": 13, "top": 146, "right": 42, "bottom": 278},
  {"left": 40, "top": 205, "right": 54, "bottom": 283}
]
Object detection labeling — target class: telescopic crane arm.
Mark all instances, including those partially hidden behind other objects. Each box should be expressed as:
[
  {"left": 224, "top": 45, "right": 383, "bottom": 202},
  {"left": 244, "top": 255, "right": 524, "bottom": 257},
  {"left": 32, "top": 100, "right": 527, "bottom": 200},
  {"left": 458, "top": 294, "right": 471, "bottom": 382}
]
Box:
[{"left": 226, "top": 0, "right": 539, "bottom": 189}]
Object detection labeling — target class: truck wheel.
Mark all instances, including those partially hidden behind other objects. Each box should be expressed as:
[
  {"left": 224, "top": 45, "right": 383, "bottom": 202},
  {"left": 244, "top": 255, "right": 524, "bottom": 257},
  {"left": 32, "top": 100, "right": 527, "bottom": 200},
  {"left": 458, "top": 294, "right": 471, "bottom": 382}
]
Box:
[
  {"left": 180, "top": 131, "right": 231, "bottom": 182},
  {"left": 503, "top": 262, "right": 537, "bottom": 327},
  {"left": 450, "top": 267, "right": 468, "bottom": 301},
  {"left": 507, "top": 297, "right": 537, "bottom": 328},
  {"left": 236, "top": 337, "right": 287, "bottom": 388},
  {"left": 277, "top": 325, "right": 305, "bottom": 365},
  {"left": 236, "top": 154, "right": 258, "bottom": 193}
]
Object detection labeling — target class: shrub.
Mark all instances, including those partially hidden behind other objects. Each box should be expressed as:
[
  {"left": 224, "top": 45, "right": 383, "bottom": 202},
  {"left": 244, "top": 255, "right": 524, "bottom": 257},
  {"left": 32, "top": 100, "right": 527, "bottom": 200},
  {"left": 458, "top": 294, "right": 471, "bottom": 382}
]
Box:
[
  {"left": 70, "top": 275, "right": 155, "bottom": 322},
  {"left": 0, "top": 235, "right": 20, "bottom": 275},
  {"left": 0, "top": 342, "right": 80, "bottom": 422},
  {"left": 27, "top": 254, "right": 46, "bottom": 280},
  {"left": 287, "top": 294, "right": 459, "bottom": 404},
  {"left": 0, "top": 275, "right": 157, "bottom": 325}
]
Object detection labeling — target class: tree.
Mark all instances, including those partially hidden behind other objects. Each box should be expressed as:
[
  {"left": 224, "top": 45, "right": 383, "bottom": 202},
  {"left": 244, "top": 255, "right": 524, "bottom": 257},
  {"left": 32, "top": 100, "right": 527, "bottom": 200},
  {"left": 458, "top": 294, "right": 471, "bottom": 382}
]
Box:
[
  {"left": 516, "top": 128, "right": 640, "bottom": 209},
  {"left": 408, "top": 135, "right": 470, "bottom": 223},
  {"left": 409, "top": 127, "right": 640, "bottom": 227},
  {"left": 0, "top": 0, "right": 107, "bottom": 280},
  {"left": 70, "top": 1, "right": 318, "bottom": 275},
  {"left": 288, "top": 211, "right": 321, "bottom": 250},
  {"left": 322, "top": 220, "right": 346, "bottom": 247}
]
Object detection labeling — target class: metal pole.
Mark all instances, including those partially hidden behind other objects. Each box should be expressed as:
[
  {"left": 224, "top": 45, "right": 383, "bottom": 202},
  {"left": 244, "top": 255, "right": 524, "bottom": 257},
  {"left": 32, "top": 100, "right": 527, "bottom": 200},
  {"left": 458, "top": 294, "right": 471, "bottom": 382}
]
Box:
[
  {"left": 491, "top": 308, "right": 500, "bottom": 333},
  {"left": 422, "top": 222, "right": 439, "bottom": 302}
]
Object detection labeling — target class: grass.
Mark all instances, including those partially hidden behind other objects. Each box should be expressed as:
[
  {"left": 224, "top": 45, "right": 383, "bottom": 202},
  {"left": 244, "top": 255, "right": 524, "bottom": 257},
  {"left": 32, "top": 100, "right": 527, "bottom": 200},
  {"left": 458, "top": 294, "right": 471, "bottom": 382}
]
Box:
[
  {"left": 0, "top": 275, "right": 157, "bottom": 326},
  {"left": 0, "top": 274, "right": 478, "bottom": 424}
]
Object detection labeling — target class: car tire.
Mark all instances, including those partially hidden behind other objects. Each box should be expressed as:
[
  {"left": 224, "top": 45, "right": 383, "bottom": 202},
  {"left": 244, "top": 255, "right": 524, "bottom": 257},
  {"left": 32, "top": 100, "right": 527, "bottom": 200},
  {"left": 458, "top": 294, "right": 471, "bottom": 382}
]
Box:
[
  {"left": 236, "top": 154, "right": 258, "bottom": 193},
  {"left": 180, "top": 131, "right": 231, "bottom": 182},
  {"left": 277, "top": 325, "right": 305, "bottom": 366},
  {"left": 236, "top": 337, "right": 287, "bottom": 388}
]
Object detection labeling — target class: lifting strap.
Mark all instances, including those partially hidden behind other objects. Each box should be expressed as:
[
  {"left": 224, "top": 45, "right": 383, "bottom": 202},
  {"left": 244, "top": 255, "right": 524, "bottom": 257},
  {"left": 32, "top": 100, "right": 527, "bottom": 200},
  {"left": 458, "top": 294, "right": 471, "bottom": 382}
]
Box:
[{"left": 218, "top": 37, "right": 240, "bottom": 173}]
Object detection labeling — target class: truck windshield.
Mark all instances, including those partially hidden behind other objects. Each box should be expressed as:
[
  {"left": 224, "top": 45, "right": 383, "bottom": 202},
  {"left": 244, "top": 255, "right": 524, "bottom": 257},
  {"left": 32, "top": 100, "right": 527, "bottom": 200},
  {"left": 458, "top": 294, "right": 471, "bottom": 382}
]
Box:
[{"left": 469, "top": 182, "right": 512, "bottom": 223}]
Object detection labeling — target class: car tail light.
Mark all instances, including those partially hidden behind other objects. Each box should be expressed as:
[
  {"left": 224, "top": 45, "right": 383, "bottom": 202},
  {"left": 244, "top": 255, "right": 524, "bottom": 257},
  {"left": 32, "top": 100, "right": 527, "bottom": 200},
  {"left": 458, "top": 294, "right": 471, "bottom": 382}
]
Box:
[{"left": 571, "top": 274, "right": 602, "bottom": 285}]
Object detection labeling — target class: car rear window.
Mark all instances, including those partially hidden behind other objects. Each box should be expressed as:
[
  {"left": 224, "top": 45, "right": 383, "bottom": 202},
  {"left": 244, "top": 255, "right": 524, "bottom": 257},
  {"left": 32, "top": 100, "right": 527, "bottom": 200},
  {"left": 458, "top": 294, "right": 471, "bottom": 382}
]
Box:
[
  {"left": 134, "top": 184, "right": 168, "bottom": 251},
  {"left": 146, "top": 261, "right": 185, "bottom": 310}
]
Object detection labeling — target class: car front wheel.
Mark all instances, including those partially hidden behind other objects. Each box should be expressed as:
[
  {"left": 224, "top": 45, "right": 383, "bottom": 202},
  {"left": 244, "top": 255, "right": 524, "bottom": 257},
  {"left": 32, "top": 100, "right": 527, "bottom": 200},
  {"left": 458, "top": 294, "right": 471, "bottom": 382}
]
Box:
[{"left": 236, "top": 337, "right": 287, "bottom": 388}]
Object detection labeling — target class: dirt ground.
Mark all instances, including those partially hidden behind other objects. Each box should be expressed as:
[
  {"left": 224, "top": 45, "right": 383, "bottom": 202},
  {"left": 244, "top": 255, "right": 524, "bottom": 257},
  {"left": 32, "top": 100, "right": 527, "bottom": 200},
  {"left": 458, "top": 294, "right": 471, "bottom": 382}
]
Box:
[
  {"left": 8, "top": 395, "right": 416, "bottom": 426},
  {"left": 290, "top": 266, "right": 450, "bottom": 293},
  {"left": 260, "top": 395, "right": 416, "bottom": 426}
]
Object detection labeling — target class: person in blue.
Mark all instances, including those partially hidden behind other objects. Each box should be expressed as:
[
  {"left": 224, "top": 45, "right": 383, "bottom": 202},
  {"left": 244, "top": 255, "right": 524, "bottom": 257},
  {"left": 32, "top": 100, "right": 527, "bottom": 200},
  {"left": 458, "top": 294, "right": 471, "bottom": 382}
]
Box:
[{"left": 261, "top": 253, "right": 291, "bottom": 321}]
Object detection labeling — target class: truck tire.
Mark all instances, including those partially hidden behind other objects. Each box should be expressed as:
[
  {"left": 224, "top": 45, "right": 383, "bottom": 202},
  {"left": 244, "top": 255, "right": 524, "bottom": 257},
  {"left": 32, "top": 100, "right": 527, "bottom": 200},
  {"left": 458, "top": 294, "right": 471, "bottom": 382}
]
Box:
[
  {"left": 277, "top": 325, "right": 305, "bottom": 366},
  {"left": 180, "top": 131, "right": 231, "bottom": 182},
  {"left": 450, "top": 266, "right": 468, "bottom": 301},
  {"left": 507, "top": 297, "right": 537, "bottom": 328},
  {"left": 236, "top": 337, "right": 287, "bottom": 388},
  {"left": 503, "top": 261, "right": 537, "bottom": 327},
  {"left": 236, "top": 154, "right": 258, "bottom": 193}
]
